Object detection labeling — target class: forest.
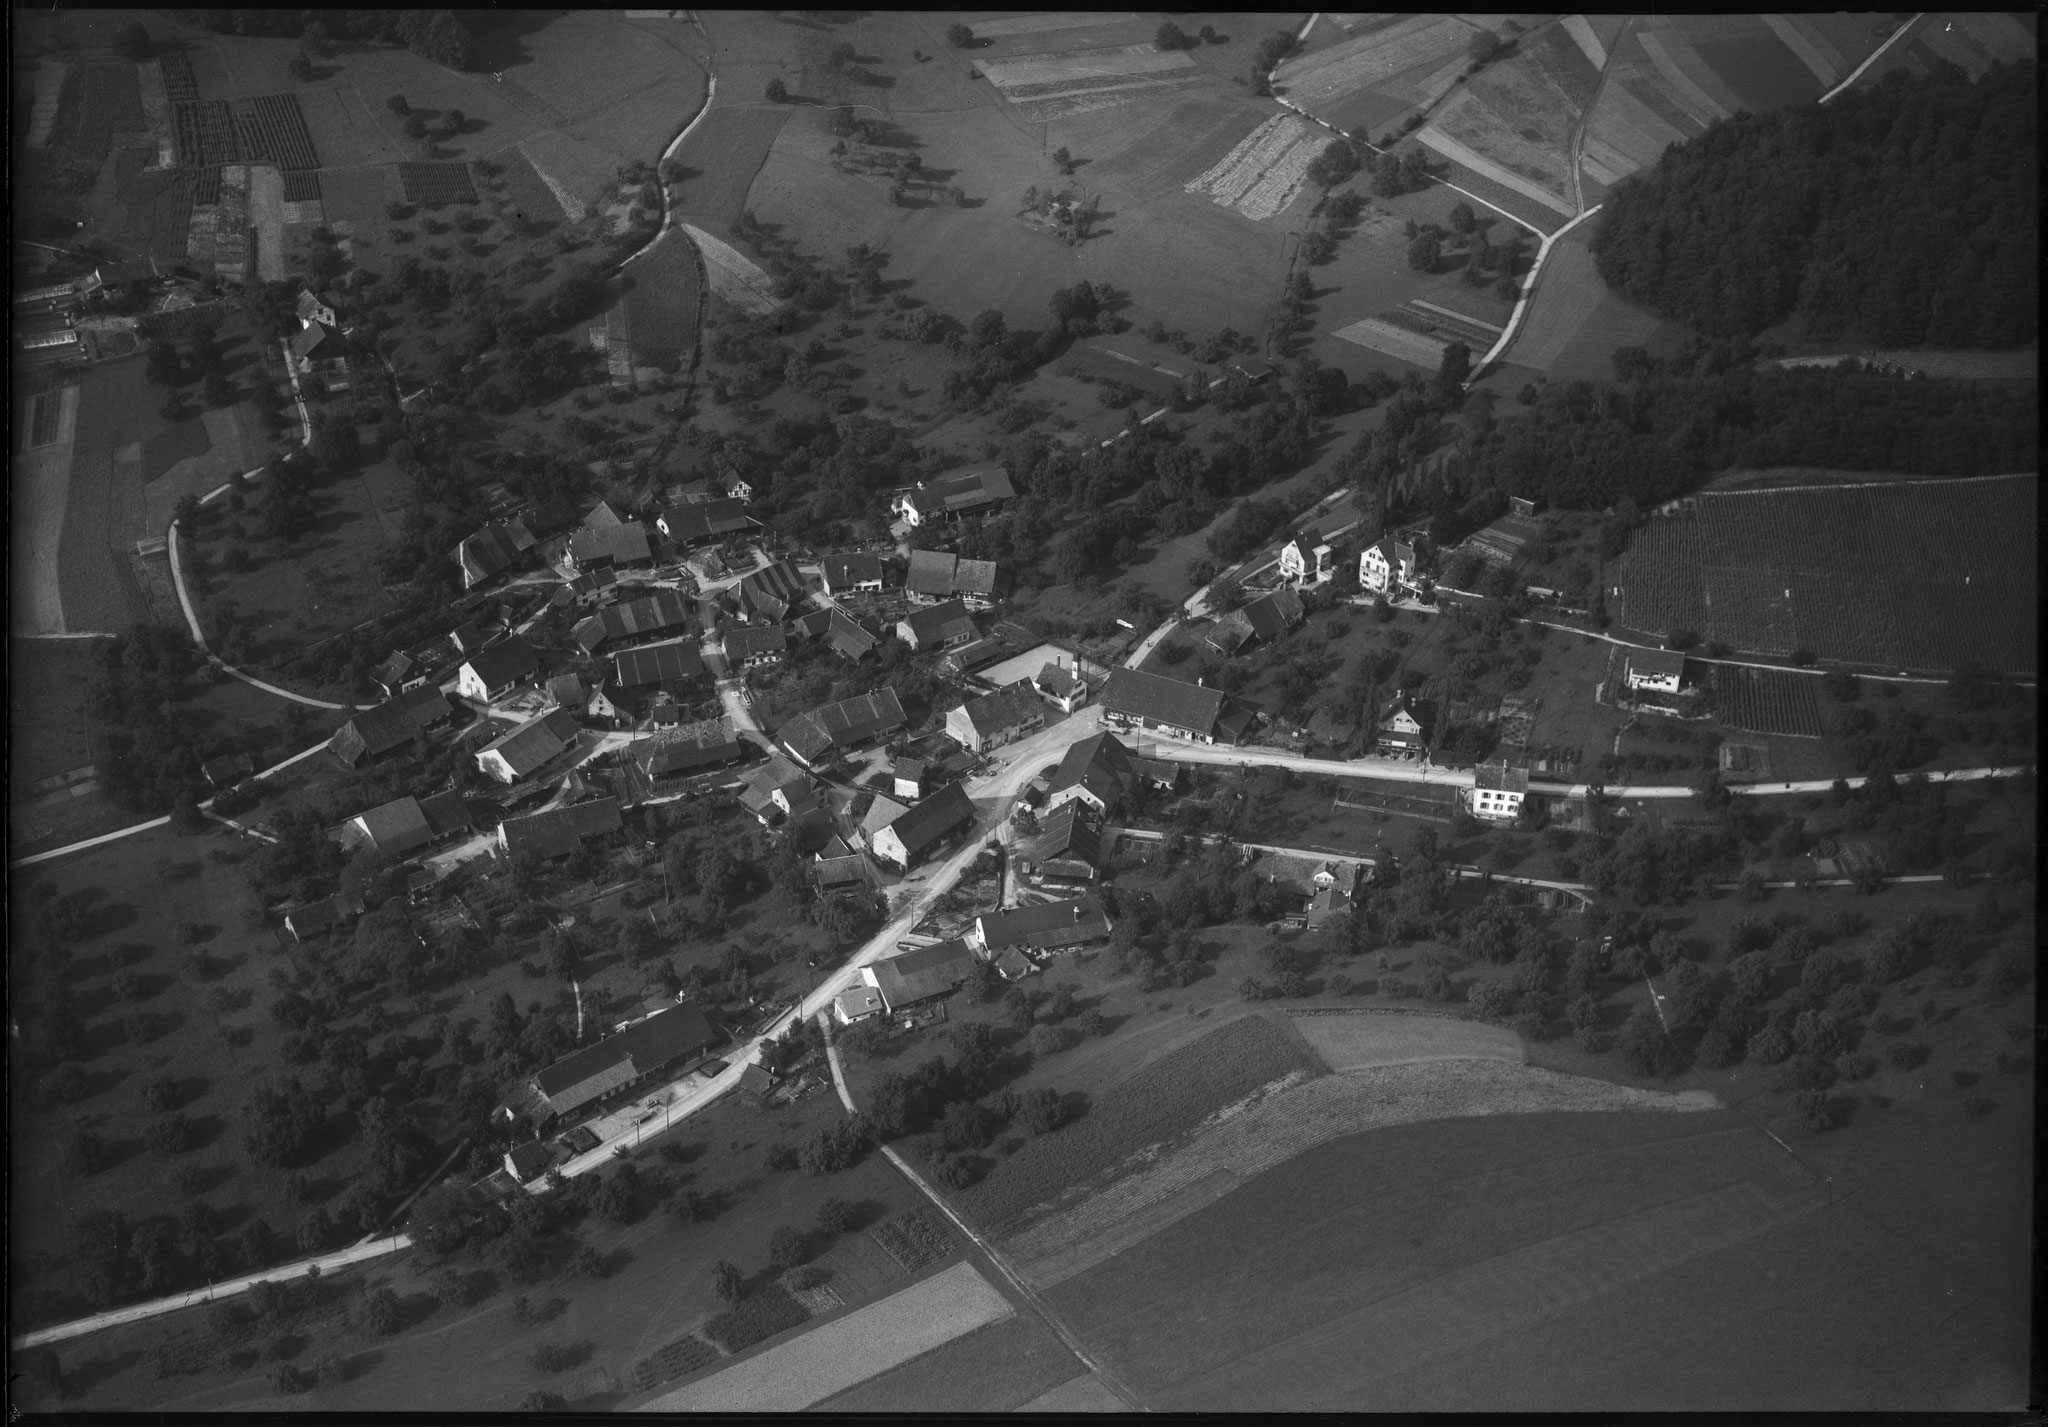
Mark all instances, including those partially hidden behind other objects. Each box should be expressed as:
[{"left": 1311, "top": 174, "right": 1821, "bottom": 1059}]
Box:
[{"left": 1590, "top": 62, "right": 2037, "bottom": 346}]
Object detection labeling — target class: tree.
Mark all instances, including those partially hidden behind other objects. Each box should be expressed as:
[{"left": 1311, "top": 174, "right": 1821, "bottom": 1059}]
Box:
[
  {"left": 1020, "top": 1086, "right": 1067, "bottom": 1134},
  {"left": 711, "top": 1259, "right": 743, "bottom": 1304},
  {"left": 1434, "top": 341, "right": 1472, "bottom": 396},
  {"left": 520, "top": 1390, "right": 568, "bottom": 1412},
  {"left": 357, "top": 1286, "right": 403, "bottom": 1336},
  {"left": 1155, "top": 21, "right": 1190, "bottom": 51},
  {"left": 764, "top": 77, "right": 787, "bottom": 103},
  {"left": 816, "top": 1197, "right": 853, "bottom": 1235},
  {"left": 1448, "top": 200, "right": 1477, "bottom": 234},
  {"left": 1617, "top": 1006, "right": 1673, "bottom": 1076},
  {"left": 1407, "top": 231, "right": 1441, "bottom": 273},
  {"left": 386, "top": 94, "right": 409, "bottom": 115},
  {"left": 768, "top": 1225, "right": 806, "bottom": 1270},
  {"left": 289, "top": 51, "right": 314, "bottom": 81},
  {"left": 946, "top": 23, "right": 974, "bottom": 48},
  {"left": 1467, "top": 979, "right": 1513, "bottom": 1020},
  {"left": 1052, "top": 146, "right": 1075, "bottom": 175},
  {"left": 404, "top": 112, "right": 429, "bottom": 141}
]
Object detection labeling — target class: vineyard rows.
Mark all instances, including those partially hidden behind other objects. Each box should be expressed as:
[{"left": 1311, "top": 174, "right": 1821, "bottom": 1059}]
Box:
[
  {"left": 172, "top": 100, "right": 235, "bottom": 167},
  {"left": 1711, "top": 665, "right": 1822, "bottom": 738},
  {"left": 252, "top": 93, "right": 319, "bottom": 169},
  {"left": 281, "top": 169, "right": 322, "bottom": 202},
  {"left": 868, "top": 1206, "right": 954, "bottom": 1274},
  {"left": 158, "top": 50, "right": 197, "bottom": 102},
  {"left": 628, "top": 1332, "right": 721, "bottom": 1393},
  {"left": 398, "top": 162, "right": 480, "bottom": 206}
]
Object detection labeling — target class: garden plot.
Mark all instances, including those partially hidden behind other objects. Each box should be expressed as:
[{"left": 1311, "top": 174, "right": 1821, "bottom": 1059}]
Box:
[
  {"left": 397, "top": 162, "right": 478, "bottom": 206},
  {"left": 1272, "top": 15, "right": 1474, "bottom": 112},
  {"left": 1712, "top": 666, "right": 1823, "bottom": 739},
  {"left": 1085, "top": 94, "right": 1270, "bottom": 203},
  {"left": 972, "top": 12, "right": 1140, "bottom": 39},
  {"left": 1760, "top": 14, "right": 1841, "bottom": 86},
  {"left": 1419, "top": 88, "right": 1576, "bottom": 217},
  {"left": 637, "top": 1261, "right": 1013, "bottom": 1413},
  {"left": 1184, "top": 114, "right": 1326, "bottom": 221},
  {"left": 1333, "top": 316, "right": 1449, "bottom": 370},
  {"left": 1008, "top": 1060, "right": 1720, "bottom": 1291},
  {"left": 1560, "top": 14, "right": 1611, "bottom": 68},
  {"left": 1018, "top": 1374, "right": 1128, "bottom": 1413},
  {"left": 977, "top": 42, "right": 1206, "bottom": 123},
  {"left": 247, "top": 164, "right": 286, "bottom": 280},
  {"left": 1689, "top": 24, "right": 1825, "bottom": 113},
  {"left": 1633, "top": 30, "right": 1731, "bottom": 126},
  {"left": 681, "top": 224, "right": 782, "bottom": 317}
]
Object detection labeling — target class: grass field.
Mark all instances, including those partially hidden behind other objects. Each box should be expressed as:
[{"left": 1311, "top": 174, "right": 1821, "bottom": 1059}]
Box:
[
  {"left": 621, "top": 227, "right": 704, "bottom": 369},
  {"left": 1287, "top": 1011, "right": 1523, "bottom": 1069},
  {"left": 1613, "top": 477, "right": 2039, "bottom": 672},
  {"left": 1502, "top": 229, "right": 1677, "bottom": 378},
  {"left": 815, "top": 1299, "right": 1087, "bottom": 1413},
  {"left": 9, "top": 636, "right": 101, "bottom": 790}
]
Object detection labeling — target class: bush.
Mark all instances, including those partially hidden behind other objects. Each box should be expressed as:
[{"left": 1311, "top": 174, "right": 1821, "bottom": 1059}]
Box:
[
  {"left": 816, "top": 1197, "right": 853, "bottom": 1235},
  {"left": 1020, "top": 1086, "right": 1067, "bottom": 1134},
  {"left": 947, "top": 23, "right": 973, "bottom": 47},
  {"left": 704, "top": 1285, "right": 808, "bottom": 1353},
  {"left": 356, "top": 1287, "right": 403, "bottom": 1336},
  {"left": 520, "top": 1390, "right": 567, "bottom": 1411},
  {"left": 528, "top": 1342, "right": 573, "bottom": 1374},
  {"left": 1467, "top": 980, "right": 1514, "bottom": 1020},
  {"left": 1885, "top": 1041, "right": 1927, "bottom": 1071},
  {"left": 1793, "top": 1088, "right": 1833, "bottom": 1131},
  {"left": 1748, "top": 1023, "right": 1792, "bottom": 1065},
  {"left": 1617, "top": 1007, "right": 1675, "bottom": 1076},
  {"left": 767, "top": 1226, "right": 806, "bottom": 1271}
]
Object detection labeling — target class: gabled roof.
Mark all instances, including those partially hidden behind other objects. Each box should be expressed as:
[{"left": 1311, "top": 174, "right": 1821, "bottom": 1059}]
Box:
[
  {"left": 903, "top": 466, "right": 1015, "bottom": 517},
  {"left": 584, "top": 498, "right": 628, "bottom": 528},
  {"left": 779, "top": 688, "right": 907, "bottom": 765},
  {"left": 659, "top": 498, "right": 758, "bottom": 544},
  {"left": 1242, "top": 584, "right": 1304, "bottom": 640},
  {"left": 952, "top": 683, "right": 1043, "bottom": 740},
  {"left": 835, "top": 986, "right": 886, "bottom": 1021},
  {"left": 456, "top": 523, "right": 525, "bottom": 584},
  {"left": 330, "top": 685, "right": 453, "bottom": 765},
  {"left": 531, "top": 1000, "right": 715, "bottom": 1113},
  {"left": 612, "top": 640, "right": 706, "bottom": 687},
  {"left": 569, "top": 521, "right": 653, "bottom": 567},
  {"left": 1049, "top": 730, "right": 1132, "bottom": 808},
  {"left": 462, "top": 636, "right": 541, "bottom": 693},
  {"left": 940, "top": 637, "right": 1011, "bottom": 677},
  {"left": 740, "top": 560, "right": 808, "bottom": 621},
  {"left": 636, "top": 718, "right": 742, "bottom": 778},
  {"left": 815, "top": 853, "right": 869, "bottom": 888},
  {"left": 1203, "top": 608, "right": 1258, "bottom": 657},
  {"left": 792, "top": 608, "right": 833, "bottom": 640},
  {"left": 499, "top": 795, "right": 623, "bottom": 861},
  {"left": 899, "top": 599, "right": 976, "bottom": 647},
  {"left": 1034, "top": 662, "right": 1083, "bottom": 698},
  {"left": 525, "top": 498, "right": 580, "bottom": 534},
  {"left": 448, "top": 621, "right": 489, "bottom": 655},
  {"left": 881, "top": 782, "right": 975, "bottom": 859},
  {"left": 723, "top": 624, "right": 787, "bottom": 662},
  {"left": 1032, "top": 800, "right": 1102, "bottom": 872},
  {"left": 1628, "top": 647, "right": 1688, "bottom": 678},
  {"left": 1101, "top": 668, "right": 1225, "bottom": 736},
  {"left": 976, "top": 893, "right": 1111, "bottom": 952},
  {"left": 419, "top": 788, "right": 472, "bottom": 839},
  {"left": 546, "top": 673, "right": 586, "bottom": 706},
  {"left": 374, "top": 651, "right": 416, "bottom": 688},
  {"left": 952, "top": 558, "right": 1008, "bottom": 599},
  {"left": 202, "top": 752, "right": 255, "bottom": 785},
  {"left": 1370, "top": 536, "right": 1416, "bottom": 566},
  {"left": 827, "top": 609, "right": 878, "bottom": 660},
  {"left": 821, "top": 552, "right": 885, "bottom": 590},
  {"left": 290, "top": 323, "right": 335, "bottom": 361},
  {"left": 905, "top": 549, "right": 958, "bottom": 598},
  {"left": 347, "top": 795, "right": 433, "bottom": 856},
  {"left": 480, "top": 707, "right": 580, "bottom": 779},
  {"left": 576, "top": 589, "right": 694, "bottom": 652},
  {"left": 866, "top": 938, "right": 976, "bottom": 1011},
  {"left": 1473, "top": 761, "right": 1530, "bottom": 794}
]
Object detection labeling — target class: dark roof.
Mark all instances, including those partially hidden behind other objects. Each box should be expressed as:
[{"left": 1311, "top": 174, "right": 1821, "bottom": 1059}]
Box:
[
  {"left": 526, "top": 498, "right": 580, "bottom": 534},
  {"left": 462, "top": 637, "right": 541, "bottom": 694},
  {"left": 505, "top": 1140, "right": 552, "bottom": 1180},
  {"left": 867, "top": 938, "right": 975, "bottom": 1011},
  {"left": 570, "top": 521, "right": 653, "bottom": 567},
  {"left": 660, "top": 498, "right": 758, "bottom": 544},
  {"left": 1242, "top": 585, "right": 1304, "bottom": 639},
  {"left": 976, "top": 893, "right": 1111, "bottom": 951},
  {"left": 530, "top": 1002, "right": 717, "bottom": 1114},
  {"left": 584, "top": 499, "right": 629, "bottom": 528},
  {"left": 792, "top": 609, "right": 833, "bottom": 640},
  {"left": 1629, "top": 647, "right": 1688, "bottom": 679},
  {"left": 547, "top": 672, "right": 587, "bottom": 705},
  {"left": 1132, "top": 756, "right": 1181, "bottom": 787},
  {"left": 939, "top": 637, "right": 1011, "bottom": 676},
  {"left": 903, "top": 465, "right": 1015, "bottom": 517},
  {"left": 1203, "top": 609, "right": 1258, "bottom": 657},
  {"left": 723, "top": 624, "right": 787, "bottom": 662},
  {"left": 826, "top": 609, "right": 878, "bottom": 660},
  {"left": 613, "top": 640, "right": 706, "bottom": 687},
  {"left": 636, "top": 718, "right": 742, "bottom": 778},
  {"left": 576, "top": 590, "right": 694, "bottom": 652},
  {"left": 821, "top": 552, "right": 885, "bottom": 590},
  {"left": 330, "top": 685, "right": 454, "bottom": 765},
  {"left": 953, "top": 558, "right": 1009, "bottom": 599},
  {"left": 899, "top": 599, "right": 976, "bottom": 648},
  {"left": 1474, "top": 761, "right": 1530, "bottom": 794},
  {"left": 951, "top": 683, "right": 1042, "bottom": 741},
  {"left": 373, "top": 651, "right": 416, "bottom": 688},
  {"left": 457, "top": 523, "right": 525, "bottom": 584},
  {"left": 1049, "top": 730, "right": 1132, "bottom": 808},
  {"left": 419, "top": 788, "right": 472, "bottom": 839},
  {"left": 499, "top": 796, "right": 623, "bottom": 861},
  {"left": 285, "top": 891, "right": 364, "bottom": 940},
  {"left": 1101, "top": 668, "right": 1225, "bottom": 737},
  {"left": 881, "top": 782, "right": 975, "bottom": 859},
  {"left": 350, "top": 795, "right": 433, "bottom": 856},
  {"left": 479, "top": 707, "right": 581, "bottom": 778},
  {"left": 1034, "top": 662, "right": 1084, "bottom": 698},
  {"left": 1032, "top": 801, "right": 1102, "bottom": 873},
  {"left": 815, "top": 853, "right": 869, "bottom": 887},
  {"left": 202, "top": 752, "right": 255, "bottom": 786},
  {"left": 780, "top": 688, "right": 907, "bottom": 765},
  {"left": 289, "top": 323, "right": 335, "bottom": 361},
  {"left": 905, "top": 549, "right": 958, "bottom": 598},
  {"left": 740, "top": 560, "right": 808, "bottom": 621}
]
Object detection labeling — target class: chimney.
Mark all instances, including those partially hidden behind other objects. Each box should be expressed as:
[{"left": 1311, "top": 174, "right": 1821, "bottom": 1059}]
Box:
[{"left": 1073, "top": 904, "right": 1084, "bottom": 922}]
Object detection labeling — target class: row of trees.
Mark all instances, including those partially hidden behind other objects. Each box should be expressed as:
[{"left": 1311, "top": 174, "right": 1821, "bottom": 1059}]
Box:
[{"left": 177, "top": 9, "right": 477, "bottom": 69}]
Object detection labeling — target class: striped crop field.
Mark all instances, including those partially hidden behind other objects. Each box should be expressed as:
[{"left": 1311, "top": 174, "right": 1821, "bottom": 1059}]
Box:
[
  {"left": 634, "top": 1261, "right": 1014, "bottom": 1413},
  {"left": 1184, "top": 114, "right": 1326, "bottom": 220},
  {"left": 977, "top": 41, "right": 1204, "bottom": 122},
  {"left": 1712, "top": 665, "right": 1824, "bottom": 739},
  {"left": 680, "top": 224, "right": 782, "bottom": 316},
  {"left": 1272, "top": 15, "right": 1474, "bottom": 112},
  {"left": 1420, "top": 88, "right": 1576, "bottom": 218},
  {"left": 1334, "top": 315, "right": 1450, "bottom": 369}
]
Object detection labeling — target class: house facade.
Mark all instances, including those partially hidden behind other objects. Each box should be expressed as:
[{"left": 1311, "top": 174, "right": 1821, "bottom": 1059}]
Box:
[
  {"left": 1100, "top": 668, "right": 1230, "bottom": 744},
  {"left": 456, "top": 637, "right": 541, "bottom": 703},
  {"left": 1032, "top": 661, "right": 1088, "bottom": 714},
  {"left": 1469, "top": 761, "right": 1530, "bottom": 820},
  {"left": 1360, "top": 537, "right": 1419, "bottom": 596},
  {"left": 1278, "top": 537, "right": 1336, "bottom": 587},
  {"left": 945, "top": 684, "right": 1045, "bottom": 754},
  {"left": 870, "top": 782, "right": 976, "bottom": 869}
]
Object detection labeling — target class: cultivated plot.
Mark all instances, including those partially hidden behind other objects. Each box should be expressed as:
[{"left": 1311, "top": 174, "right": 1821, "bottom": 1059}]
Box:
[
  {"left": 635, "top": 1261, "right": 1013, "bottom": 1413},
  {"left": 680, "top": 224, "right": 781, "bottom": 316},
  {"left": 976, "top": 41, "right": 1206, "bottom": 124}
]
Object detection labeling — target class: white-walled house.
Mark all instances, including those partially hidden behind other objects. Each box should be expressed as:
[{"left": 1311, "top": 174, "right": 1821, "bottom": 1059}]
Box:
[
  {"left": 1278, "top": 536, "right": 1336, "bottom": 587},
  {"left": 1469, "top": 760, "right": 1529, "bottom": 820},
  {"left": 1624, "top": 647, "right": 1688, "bottom": 695},
  {"left": 1360, "top": 537, "right": 1418, "bottom": 595}
]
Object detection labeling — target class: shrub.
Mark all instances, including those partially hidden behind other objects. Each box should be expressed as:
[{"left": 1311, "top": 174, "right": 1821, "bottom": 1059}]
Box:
[
  {"left": 356, "top": 1287, "right": 403, "bottom": 1336},
  {"left": 1793, "top": 1088, "right": 1833, "bottom": 1131},
  {"left": 519, "top": 1390, "right": 567, "bottom": 1411},
  {"left": 1020, "top": 1086, "right": 1067, "bottom": 1134},
  {"left": 711, "top": 1260, "right": 742, "bottom": 1305},
  {"left": 1748, "top": 1023, "right": 1792, "bottom": 1065},
  {"left": 1885, "top": 1041, "right": 1927, "bottom": 1071},
  {"left": 703, "top": 1284, "right": 808, "bottom": 1353},
  {"left": 816, "top": 1197, "right": 853, "bottom": 1235},
  {"left": 1617, "top": 1007, "right": 1674, "bottom": 1076},
  {"left": 767, "top": 1226, "right": 805, "bottom": 1271},
  {"left": 528, "top": 1342, "right": 573, "bottom": 1373},
  {"left": 946, "top": 22, "right": 973, "bottom": 47},
  {"left": 1467, "top": 980, "right": 1513, "bottom": 1020}
]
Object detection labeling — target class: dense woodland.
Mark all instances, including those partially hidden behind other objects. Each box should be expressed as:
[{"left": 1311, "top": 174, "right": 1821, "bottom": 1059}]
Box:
[
  {"left": 1592, "top": 63, "right": 2037, "bottom": 346},
  {"left": 172, "top": 9, "right": 477, "bottom": 68}
]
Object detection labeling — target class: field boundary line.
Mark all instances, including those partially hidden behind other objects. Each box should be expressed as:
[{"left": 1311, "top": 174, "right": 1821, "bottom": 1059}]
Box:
[
  {"left": 821, "top": 1015, "right": 1152, "bottom": 1412},
  {"left": 1819, "top": 13, "right": 1925, "bottom": 103}
]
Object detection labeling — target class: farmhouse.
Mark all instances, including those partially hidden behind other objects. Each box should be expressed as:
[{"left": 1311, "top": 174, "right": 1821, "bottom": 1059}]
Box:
[
  {"left": 329, "top": 685, "right": 455, "bottom": 768},
  {"left": 1101, "top": 668, "right": 1252, "bottom": 744},
  {"left": 891, "top": 466, "right": 1016, "bottom": 527},
  {"left": 612, "top": 639, "right": 706, "bottom": 688},
  {"left": 503, "top": 1140, "right": 552, "bottom": 1184},
  {"left": 657, "top": 497, "right": 759, "bottom": 546},
  {"left": 857, "top": 792, "right": 909, "bottom": 851},
  {"left": 476, "top": 707, "right": 582, "bottom": 784},
  {"left": 779, "top": 688, "right": 907, "bottom": 768},
  {"left": 1374, "top": 694, "right": 1429, "bottom": 754},
  {"left": 892, "top": 759, "right": 927, "bottom": 801},
  {"left": 568, "top": 566, "right": 619, "bottom": 601},
  {"left": 939, "top": 637, "right": 1013, "bottom": 678},
  {"left": 1625, "top": 647, "right": 1689, "bottom": 694},
  {"left": 737, "top": 755, "right": 806, "bottom": 824},
  {"left": 338, "top": 789, "right": 471, "bottom": 857},
  {"left": 456, "top": 637, "right": 541, "bottom": 703},
  {"left": 896, "top": 599, "right": 978, "bottom": 652},
  {"left": 456, "top": 522, "right": 530, "bottom": 588},
  {"left": 202, "top": 752, "right": 255, "bottom": 788},
  {"left": 739, "top": 560, "right": 809, "bottom": 622},
  {"left": 497, "top": 796, "right": 624, "bottom": 862},
  {"left": 969, "top": 894, "right": 1113, "bottom": 956},
  {"left": 525, "top": 1001, "right": 719, "bottom": 1123},
  {"left": 946, "top": 683, "right": 1046, "bottom": 754},
  {"left": 1046, "top": 730, "right": 1134, "bottom": 817},
  {"left": 820, "top": 552, "right": 887, "bottom": 597},
  {"left": 871, "top": 782, "right": 976, "bottom": 869},
  {"left": 567, "top": 520, "right": 654, "bottom": 573},
  {"left": 1025, "top": 801, "right": 1105, "bottom": 882},
  {"left": 814, "top": 847, "right": 870, "bottom": 891},
  {"left": 821, "top": 609, "right": 879, "bottom": 661},
  {"left": 1360, "top": 537, "right": 1420, "bottom": 595},
  {"left": 284, "top": 891, "right": 365, "bottom": 943},
  {"left": 634, "top": 718, "right": 744, "bottom": 786},
  {"left": 572, "top": 589, "right": 693, "bottom": 654},
  {"left": 722, "top": 624, "right": 788, "bottom": 669},
  {"left": 905, "top": 550, "right": 1012, "bottom": 607},
  {"left": 447, "top": 621, "right": 490, "bottom": 657},
  {"left": 1278, "top": 535, "right": 1337, "bottom": 587},
  {"left": 1204, "top": 585, "right": 1305, "bottom": 656},
  {"left": 546, "top": 673, "right": 587, "bottom": 709},
  {"left": 862, "top": 938, "right": 977, "bottom": 1015},
  {"left": 1032, "top": 661, "right": 1088, "bottom": 713},
  {"left": 372, "top": 650, "right": 422, "bottom": 700},
  {"left": 1469, "top": 761, "right": 1530, "bottom": 821}
]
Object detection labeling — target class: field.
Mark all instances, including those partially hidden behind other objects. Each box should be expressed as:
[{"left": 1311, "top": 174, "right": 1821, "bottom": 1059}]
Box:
[
  {"left": 1183, "top": 113, "right": 1325, "bottom": 222},
  {"left": 395, "top": 162, "right": 478, "bottom": 207},
  {"left": 816, "top": 1302, "right": 1088, "bottom": 1413},
  {"left": 1418, "top": 87, "right": 1576, "bottom": 220},
  {"left": 976, "top": 40, "right": 1207, "bottom": 124},
  {"left": 9, "top": 636, "right": 101, "bottom": 792},
  {"left": 1272, "top": 15, "right": 1475, "bottom": 132},
  {"left": 1502, "top": 228, "right": 1681, "bottom": 378},
  {"left": 1287, "top": 1011, "right": 1522, "bottom": 1070},
  {"left": 621, "top": 227, "right": 704, "bottom": 371},
  {"left": 638, "top": 1260, "right": 1013, "bottom": 1412},
  {"left": 1711, "top": 666, "right": 1824, "bottom": 739},
  {"left": 679, "top": 224, "right": 780, "bottom": 317}
]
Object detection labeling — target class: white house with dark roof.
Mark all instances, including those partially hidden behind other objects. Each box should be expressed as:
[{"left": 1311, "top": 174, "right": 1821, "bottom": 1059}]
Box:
[
  {"left": 1032, "top": 661, "right": 1088, "bottom": 714},
  {"left": 871, "top": 782, "right": 976, "bottom": 869},
  {"left": 1469, "top": 760, "right": 1530, "bottom": 820},
  {"left": 968, "top": 894, "right": 1112, "bottom": 956},
  {"left": 1044, "top": 731, "right": 1133, "bottom": 817},
  {"left": 1360, "top": 537, "right": 1419, "bottom": 596},
  {"left": 456, "top": 637, "right": 541, "bottom": 703},
  {"left": 1624, "top": 647, "right": 1688, "bottom": 694},
  {"left": 945, "top": 683, "right": 1045, "bottom": 754},
  {"left": 1100, "top": 668, "right": 1240, "bottom": 744},
  {"left": 820, "top": 552, "right": 887, "bottom": 597},
  {"left": 890, "top": 466, "right": 1015, "bottom": 527},
  {"left": 1277, "top": 535, "right": 1336, "bottom": 587},
  {"left": 896, "top": 599, "right": 977, "bottom": 652},
  {"left": 477, "top": 707, "right": 582, "bottom": 784}
]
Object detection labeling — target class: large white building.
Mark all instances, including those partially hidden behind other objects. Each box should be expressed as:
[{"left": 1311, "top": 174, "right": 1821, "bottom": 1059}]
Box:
[
  {"left": 1360, "top": 537, "right": 1418, "bottom": 596},
  {"left": 1469, "top": 760, "right": 1529, "bottom": 820}
]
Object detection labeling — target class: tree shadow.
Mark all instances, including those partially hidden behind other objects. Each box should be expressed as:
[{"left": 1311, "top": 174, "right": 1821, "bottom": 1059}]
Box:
[
  {"left": 64, "top": 1349, "right": 144, "bottom": 1396},
  {"left": 468, "top": 12, "right": 557, "bottom": 73}
]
